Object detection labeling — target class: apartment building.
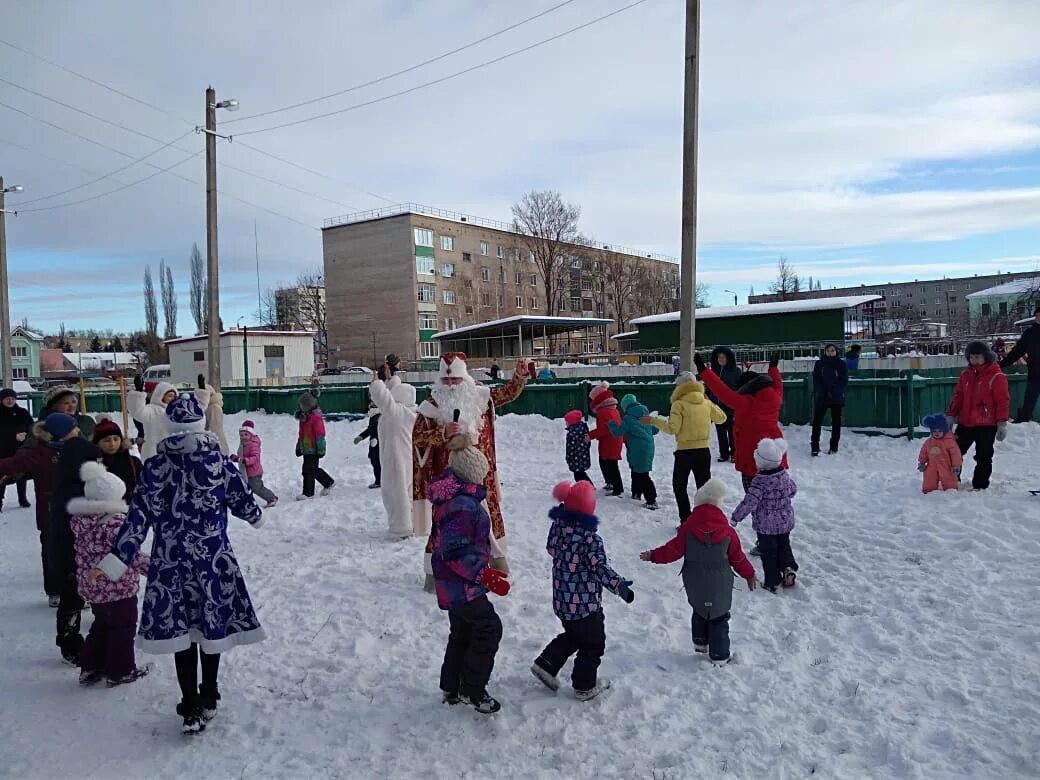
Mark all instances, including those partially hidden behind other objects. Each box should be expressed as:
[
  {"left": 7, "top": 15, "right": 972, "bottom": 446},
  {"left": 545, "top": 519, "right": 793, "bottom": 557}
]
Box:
[
  {"left": 322, "top": 204, "right": 679, "bottom": 366},
  {"left": 748, "top": 271, "right": 1038, "bottom": 333}
]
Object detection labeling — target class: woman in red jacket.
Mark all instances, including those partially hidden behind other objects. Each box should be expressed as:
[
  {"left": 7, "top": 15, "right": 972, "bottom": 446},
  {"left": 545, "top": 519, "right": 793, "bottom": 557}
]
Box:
[
  {"left": 587, "top": 383, "right": 624, "bottom": 496},
  {"left": 947, "top": 341, "right": 1010, "bottom": 491},
  {"left": 696, "top": 353, "right": 787, "bottom": 492}
]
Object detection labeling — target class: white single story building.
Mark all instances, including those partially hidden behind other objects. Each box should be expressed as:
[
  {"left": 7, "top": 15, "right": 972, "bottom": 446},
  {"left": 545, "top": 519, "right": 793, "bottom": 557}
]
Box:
[{"left": 165, "top": 330, "right": 317, "bottom": 386}]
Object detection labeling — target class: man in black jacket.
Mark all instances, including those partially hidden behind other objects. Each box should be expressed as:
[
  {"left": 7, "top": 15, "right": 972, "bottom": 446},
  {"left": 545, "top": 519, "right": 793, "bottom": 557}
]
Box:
[
  {"left": 708, "top": 347, "right": 742, "bottom": 462},
  {"left": 0, "top": 388, "right": 33, "bottom": 509},
  {"left": 1001, "top": 305, "right": 1040, "bottom": 423},
  {"left": 811, "top": 344, "right": 849, "bottom": 455}
]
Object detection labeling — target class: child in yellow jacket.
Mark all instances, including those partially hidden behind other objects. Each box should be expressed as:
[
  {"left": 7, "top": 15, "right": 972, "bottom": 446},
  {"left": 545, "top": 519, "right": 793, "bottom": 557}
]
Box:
[{"left": 643, "top": 372, "right": 727, "bottom": 523}]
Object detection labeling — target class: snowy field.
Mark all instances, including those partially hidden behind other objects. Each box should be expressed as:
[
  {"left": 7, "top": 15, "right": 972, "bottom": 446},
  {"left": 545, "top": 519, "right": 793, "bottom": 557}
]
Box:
[{"left": 1, "top": 412, "right": 1039, "bottom": 779}]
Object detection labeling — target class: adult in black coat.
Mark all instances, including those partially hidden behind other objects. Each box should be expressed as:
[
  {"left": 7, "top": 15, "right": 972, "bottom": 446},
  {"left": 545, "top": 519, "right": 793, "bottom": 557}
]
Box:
[
  {"left": 811, "top": 344, "right": 849, "bottom": 455},
  {"left": 708, "top": 347, "right": 742, "bottom": 462},
  {"left": 1000, "top": 305, "right": 1040, "bottom": 422},
  {"left": 0, "top": 388, "right": 33, "bottom": 509}
]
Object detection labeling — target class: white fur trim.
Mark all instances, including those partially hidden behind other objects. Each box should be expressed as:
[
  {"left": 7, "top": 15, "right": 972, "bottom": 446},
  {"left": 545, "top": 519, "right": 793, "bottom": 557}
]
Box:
[
  {"left": 439, "top": 353, "right": 469, "bottom": 379},
  {"left": 79, "top": 461, "right": 108, "bottom": 482},
  {"left": 251, "top": 512, "right": 266, "bottom": 530},
  {"left": 693, "top": 478, "right": 728, "bottom": 508},
  {"left": 67, "top": 498, "right": 128, "bottom": 516},
  {"left": 136, "top": 625, "right": 267, "bottom": 655},
  {"left": 149, "top": 382, "right": 176, "bottom": 406},
  {"left": 98, "top": 552, "right": 128, "bottom": 581},
  {"left": 754, "top": 437, "right": 788, "bottom": 470}
]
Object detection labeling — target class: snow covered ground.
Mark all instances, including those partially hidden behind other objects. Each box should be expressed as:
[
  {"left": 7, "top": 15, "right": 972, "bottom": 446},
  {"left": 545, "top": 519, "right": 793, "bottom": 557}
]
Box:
[{"left": 1, "top": 413, "right": 1038, "bottom": 779}]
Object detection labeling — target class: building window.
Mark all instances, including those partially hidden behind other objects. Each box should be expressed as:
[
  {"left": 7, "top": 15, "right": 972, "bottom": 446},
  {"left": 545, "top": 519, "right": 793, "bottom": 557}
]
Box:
[
  {"left": 581, "top": 279, "right": 593, "bottom": 292},
  {"left": 530, "top": 273, "right": 537, "bottom": 286},
  {"left": 416, "top": 255, "right": 434, "bottom": 275},
  {"left": 582, "top": 298, "right": 594, "bottom": 312},
  {"left": 999, "top": 302, "right": 1008, "bottom": 315},
  {"left": 571, "top": 297, "right": 582, "bottom": 312},
  {"left": 481, "top": 267, "right": 491, "bottom": 282},
  {"left": 571, "top": 258, "right": 581, "bottom": 269},
  {"left": 480, "top": 292, "right": 491, "bottom": 307},
  {"left": 419, "top": 341, "right": 440, "bottom": 359},
  {"left": 414, "top": 228, "right": 433, "bottom": 247},
  {"left": 12, "top": 368, "right": 28, "bottom": 379},
  {"left": 529, "top": 251, "right": 535, "bottom": 262},
  {"left": 443, "top": 317, "right": 457, "bottom": 331},
  {"left": 496, "top": 245, "right": 504, "bottom": 259},
  {"left": 462, "top": 252, "right": 472, "bottom": 263},
  {"left": 515, "top": 271, "right": 523, "bottom": 285},
  {"left": 463, "top": 279, "right": 473, "bottom": 289},
  {"left": 419, "top": 312, "right": 437, "bottom": 330},
  {"left": 531, "top": 297, "right": 539, "bottom": 310},
  {"left": 465, "top": 305, "right": 474, "bottom": 315},
  {"left": 264, "top": 345, "right": 285, "bottom": 358},
  {"left": 440, "top": 235, "right": 454, "bottom": 252},
  {"left": 441, "top": 262, "right": 455, "bottom": 278},
  {"left": 442, "top": 290, "right": 457, "bottom": 305},
  {"left": 418, "top": 283, "right": 435, "bottom": 303},
  {"left": 949, "top": 296, "right": 957, "bottom": 303},
  {"left": 10, "top": 346, "right": 27, "bottom": 358},
  {"left": 981, "top": 303, "right": 991, "bottom": 316},
  {"left": 516, "top": 296, "right": 524, "bottom": 308},
  {"left": 480, "top": 241, "right": 489, "bottom": 256}
]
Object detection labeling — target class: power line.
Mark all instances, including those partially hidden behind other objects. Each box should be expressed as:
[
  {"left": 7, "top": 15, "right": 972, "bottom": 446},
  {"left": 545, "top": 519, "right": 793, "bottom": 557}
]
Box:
[
  {"left": 235, "top": 0, "right": 650, "bottom": 137},
  {"left": 224, "top": 0, "right": 579, "bottom": 125}
]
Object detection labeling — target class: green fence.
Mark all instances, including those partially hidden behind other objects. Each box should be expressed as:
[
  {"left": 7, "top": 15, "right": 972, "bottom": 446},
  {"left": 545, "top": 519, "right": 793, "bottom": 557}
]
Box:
[{"left": 22, "top": 369, "right": 1034, "bottom": 438}]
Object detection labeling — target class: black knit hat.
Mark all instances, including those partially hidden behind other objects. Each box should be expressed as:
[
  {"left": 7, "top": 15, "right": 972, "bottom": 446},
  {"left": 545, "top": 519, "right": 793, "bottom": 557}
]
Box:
[
  {"left": 965, "top": 341, "right": 996, "bottom": 365},
  {"left": 0, "top": 388, "right": 17, "bottom": 401}
]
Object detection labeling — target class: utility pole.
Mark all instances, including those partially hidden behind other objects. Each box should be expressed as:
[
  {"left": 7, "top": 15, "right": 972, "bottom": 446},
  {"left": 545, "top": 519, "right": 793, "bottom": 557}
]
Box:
[
  {"left": 0, "top": 177, "right": 24, "bottom": 390},
  {"left": 678, "top": 0, "right": 700, "bottom": 372}
]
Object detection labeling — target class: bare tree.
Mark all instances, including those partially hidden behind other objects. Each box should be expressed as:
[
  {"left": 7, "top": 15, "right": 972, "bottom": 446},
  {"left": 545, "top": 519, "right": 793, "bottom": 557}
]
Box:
[
  {"left": 143, "top": 266, "right": 158, "bottom": 337},
  {"left": 696, "top": 283, "right": 710, "bottom": 308},
  {"left": 256, "top": 287, "right": 280, "bottom": 326},
  {"left": 594, "top": 248, "right": 644, "bottom": 332},
  {"left": 769, "top": 257, "right": 800, "bottom": 300},
  {"left": 511, "top": 190, "right": 581, "bottom": 317},
  {"left": 277, "top": 270, "right": 328, "bottom": 363},
  {"left": 160, "top": 258, "right": 177, "bottom": 339},
  {"left": 189, "top": 242, "right": 206, "bottom": 334}
]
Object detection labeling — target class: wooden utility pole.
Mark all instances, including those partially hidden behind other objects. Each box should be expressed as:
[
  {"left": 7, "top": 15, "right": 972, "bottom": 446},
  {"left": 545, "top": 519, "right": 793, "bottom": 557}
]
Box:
[{"left": 678, "top": 0, "right": 700, "bottom": 371}]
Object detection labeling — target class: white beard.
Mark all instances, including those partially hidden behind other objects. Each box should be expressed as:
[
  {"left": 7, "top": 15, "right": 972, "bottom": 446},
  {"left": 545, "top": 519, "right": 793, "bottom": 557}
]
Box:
[{"left": 427, "top": 379, "right": 491, "bottom": 441}]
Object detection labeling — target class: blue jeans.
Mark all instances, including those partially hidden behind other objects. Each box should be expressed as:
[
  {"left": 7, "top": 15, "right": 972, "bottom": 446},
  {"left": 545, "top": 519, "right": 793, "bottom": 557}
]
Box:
[{"left": 692, "top": 611, "right": 730, "bottom": 661}]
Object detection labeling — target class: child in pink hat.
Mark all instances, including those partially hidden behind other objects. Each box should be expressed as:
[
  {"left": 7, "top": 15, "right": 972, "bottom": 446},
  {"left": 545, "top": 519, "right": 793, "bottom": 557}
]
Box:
[
  {"left": 231, "top": 420, "right": 278, "bottom": 508},
  {"left": 563, "top": 409, "right": 593, "bottom": 485}
]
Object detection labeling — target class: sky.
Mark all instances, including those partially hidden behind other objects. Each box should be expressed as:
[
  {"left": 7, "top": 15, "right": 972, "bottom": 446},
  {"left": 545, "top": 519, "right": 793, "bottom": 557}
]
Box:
[{"left": 1, "top": 0, "right": 1039, "bottom": 335}]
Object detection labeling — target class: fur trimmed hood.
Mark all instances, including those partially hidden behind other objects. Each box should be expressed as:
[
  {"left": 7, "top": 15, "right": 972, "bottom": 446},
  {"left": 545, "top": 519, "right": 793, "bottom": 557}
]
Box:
[{"left": 66, "top": 497, "right": 128, "bottom": 517}]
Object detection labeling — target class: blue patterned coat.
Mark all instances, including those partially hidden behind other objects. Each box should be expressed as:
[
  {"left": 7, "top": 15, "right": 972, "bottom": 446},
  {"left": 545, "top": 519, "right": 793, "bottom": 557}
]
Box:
[
  {"left": 98, "top": 431, "right": 265, "bottom": 654},
  {"left": 547, "top": 506, "right": 623, "bottom": 621},
  {"left": 429, "top": 470, "right": 491, "bottom": 611}
]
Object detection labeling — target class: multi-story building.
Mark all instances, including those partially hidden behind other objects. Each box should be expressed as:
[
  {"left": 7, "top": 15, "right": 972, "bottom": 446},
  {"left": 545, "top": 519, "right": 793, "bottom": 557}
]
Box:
[
  {"left": 966, "top": 277, "right": 1040, "bottom": 330},
  {"left": 748, "top": 271, "right": 1039, "bottom": 334},
  {"left": 275, "top": 285, "right": 327, "bottom": 363},
  {"left": 321, "top": 204, "right": 679, "bottom": 367},
  {"left": 0, "top": 326, "right": 43, "bottom": 380}
]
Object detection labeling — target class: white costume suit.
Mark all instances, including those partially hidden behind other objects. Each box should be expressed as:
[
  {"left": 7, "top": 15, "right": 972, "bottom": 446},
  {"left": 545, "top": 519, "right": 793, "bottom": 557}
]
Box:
[
  {"left": 370, "top": 376, "right": 427, "bottom": 538},
  {"left": 127, "top": 382, "right": 210, "bottom": 461}
]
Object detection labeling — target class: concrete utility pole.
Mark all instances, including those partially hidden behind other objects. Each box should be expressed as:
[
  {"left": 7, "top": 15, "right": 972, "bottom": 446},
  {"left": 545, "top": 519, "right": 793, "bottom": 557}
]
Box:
[
  {"left": 202, "top": 87, "right": 239, "bottom": 387},
  {"left": 678, "top": 0, "right": 700, "bottom": 372},
  {"left": 0, "top": 177, "right": 25, "bottom": 390}
]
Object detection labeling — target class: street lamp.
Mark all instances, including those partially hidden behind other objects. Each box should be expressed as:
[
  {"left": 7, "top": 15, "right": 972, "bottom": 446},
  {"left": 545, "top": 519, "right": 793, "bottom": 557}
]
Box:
[
  {"left": 0, "top": 178, "right": 24, "bottom": 389},
  {"left": 724, "top": 289, "right": 738, "bottom": 306},
  {"left": 198, "top": 87, "right": 239, "bottom": 388}
]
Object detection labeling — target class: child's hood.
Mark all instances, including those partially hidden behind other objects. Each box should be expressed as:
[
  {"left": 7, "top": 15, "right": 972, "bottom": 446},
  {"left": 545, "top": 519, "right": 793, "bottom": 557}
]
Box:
[
  {"left": 548, "top": 504, "right": 599, "bottom": 533},
  {"left": 427, "top": 468, "right": 487, "bottom": 506},
  {"left": 681, "top": 503, "right": 731, "bottom": 543},
  {"left": 624, "top": 401, "right": 650, "bottom": 420}
]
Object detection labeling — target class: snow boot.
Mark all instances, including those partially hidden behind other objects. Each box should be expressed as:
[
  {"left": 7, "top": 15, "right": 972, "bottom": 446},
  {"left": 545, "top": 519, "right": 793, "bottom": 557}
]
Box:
[
  {"left": 531, "top": 663, "right": 560, "bottom": 692},
  {"left": 200, "top": 685, "right": 221, "bottom": 721},
  {"left": 575, "top": 678, "right": 612, "bottom": 701},
  {"left": 782, "top": 567, "right": 797, "bottom": 588},
  {"left": 19, "top": 499, "right": 30, "bottom": 508},
  {"left": 644, "top": 501, "right": 658, "bottom": 511},
  {"left": 441, "top": 690, "right": 461, "bottom": 705},
  {"left": 107, "top": 665, "right": 151, "bottom": 688},
  {"left": 461, "top": 691, "right": 501, "bottom": 714},
  {"left": 711, "top": 654, "right": 733, "bottom": 668},
  {"left": 177, "top": 701, "right": 207, "bottom": 735},
  {"left": 48, "top": 595, "right": 60, "bottom": 608},
  {"left": 320, "top": 483, "right": 336, "bottom": 496},
  {"left": 693, "top": 643, "right": 708, "bottom": 655},
  {"left": 264, "top": 497, "right": 279, "bottom": 509},
  {"left": 295, "top": 494, "right": 312, "bottom": 501},
  {"left": 368, "top": 482, "right": 380, "bottom": 489},
  {"left": 79, "top": 669, "right": 103, "bottom": 686}
]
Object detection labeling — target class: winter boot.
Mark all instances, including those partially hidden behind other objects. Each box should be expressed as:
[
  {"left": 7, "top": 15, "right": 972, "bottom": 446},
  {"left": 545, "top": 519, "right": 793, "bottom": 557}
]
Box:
[
  {"left": 107, "top": 665, "right": 151, "bottom": 688},
  {"left": 79, "top": 669, "right": 103, "bottom": 686},
  {"left": 48, "top": 595, "right": 60, "bottom": 608},
  {"left": 461, "top": 691, "right": 501, "bottom": 714},
  {"left": 782, "top": 567, "right": 797, "bottom": 588},
  {"left": 711, "top": 654, "right": 733, "bottom": 668},
  {"left": 177, "top": 700, "right": 207, "bottom": 735},
  {"left": 295, "top": 494, "right": 312, "bottom": 501},
  {"left": 200, "top": 685, "right": 221, "bottom": 721},
  {"left": 644, "top": 501, "right": 658, "bottom": 511},
  {"left": 749, "top": 542, "right": 761, "bottom": 557},
  {"left": 264, "top": 497, "right": 279, "bottom": 509},
  {"left": 320, "top": 483, "right": 335, "bottom": 496},
  {"left": 574, "top": 678, "right": 612, "bottom": 701},
  {"left": 693, "top": 643, "right": 708, "bottom": 655},
  {"left": 530, "top": 663, "right": 560, "bottom": 692},
  {"left": 368, "top": 482, "right": 380, "bottom": 489},
  {"left": 441, "top": 689, "right": 461, "bottom": 705}
]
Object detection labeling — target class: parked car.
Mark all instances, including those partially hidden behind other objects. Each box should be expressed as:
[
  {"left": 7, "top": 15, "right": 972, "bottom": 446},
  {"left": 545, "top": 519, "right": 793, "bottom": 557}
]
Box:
[
  {"left": 143, "top": 364, "right": 172, "bottom": 394},
  {"left": 319, "top": 367, "right": 343, "bottom": 375}
]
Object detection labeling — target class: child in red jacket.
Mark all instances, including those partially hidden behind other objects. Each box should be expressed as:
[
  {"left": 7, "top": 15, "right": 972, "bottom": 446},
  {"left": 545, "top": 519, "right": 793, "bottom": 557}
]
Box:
[
  {"left": 640, "top": 478, "right": 757, "bottom": 665},
  {"left": 918, "top": 413, "right": 962, "bottom": 494},
  {"left": 588, "top": 383, "right": 624, "bottom": 497},
  {"left": 947, "top": 341, "right": 1010, "bottom": 491}
]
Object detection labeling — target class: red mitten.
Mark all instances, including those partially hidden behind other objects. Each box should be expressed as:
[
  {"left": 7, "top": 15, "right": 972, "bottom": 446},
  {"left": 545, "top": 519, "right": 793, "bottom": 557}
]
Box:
[{"left": 477, "top": 567, "right": 510, "bottom": 597}]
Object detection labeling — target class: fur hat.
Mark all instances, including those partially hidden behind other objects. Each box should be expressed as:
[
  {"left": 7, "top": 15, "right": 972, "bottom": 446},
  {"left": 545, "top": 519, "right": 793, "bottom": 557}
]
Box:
[
  {"left": 298, "top": 391, "right": 319, "bottom": 413},
  {"left": 675, "top": 371, "right": 697, "bottom": 386},
  {"left": 92, "top": 417, "right": 123, "bottom": 443},
  {"left": 922, "top": 413, "right": 949, "bottom": 434},
  {"left": 43, "top": 412, "right": 77, "bottom": 440},
  {"left": 165, "top": 395, "right": 206, "bottom": 435},
  {"left": 66, "top": 461, "right": 127, "bottom": 516},
  {"left": 447, "top": 435, "right": 489, "bottom": 485},
  {"left": 563, "top": 409, "right": 584, "bottom": 426},
  {"left": 552, "top": 480, "right": 596, "bottom": 516},
  {"left": 239, "top": 419, "right": 256, "bottom": 434},
  {"left": 965, "top": 341, "right": 996, "bottom": 364},
  {"left": 754, "top": 438, "right": 788, "bottom": 471},
  {"left": 693, "top": 477, "right": 727, "bottom": 509},
  {"left": 0, "top": 388, "right": 17, "bottom": 401},
  {"left": 439, "top": 352, "right": 469, "bottom": 381},
  {"left": 43, "top": 386, "right": 76, "bottom": 409}
]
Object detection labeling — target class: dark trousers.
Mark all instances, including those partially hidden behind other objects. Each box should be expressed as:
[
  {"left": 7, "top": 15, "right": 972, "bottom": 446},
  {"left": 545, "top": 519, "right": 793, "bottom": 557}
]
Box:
[
  {"left": 39, "top": 528, "right": 59, "bottom": 597},
  {"left": 1017, "top": 378, "right": 1040, "bottom": 422},
  {"left": 79, "top": 597, "right": 138, "bottom": 680},
  {"left": 714, "top": 419, "right": 734, "bottom": 460},
  {"left": 55, "top": 573, "right": 84, "bottom": 659},
  {"left": 440, "top": 596, "right": 502, "bottom": 700},
  {"left": 811, "top": 403, "right": 843, "bottom": 453},
  {"left": 673, "top": 448, "right": 711, "bottom": 521},
  {"left": 955, "top": 425, "right": 997, "bottom": 490},
  {"left": 571, "top": 470, "right": 593, "bottom": 485},
  {"left": 369, "top": 450, "right": 381, "bottom": 484},
  {"left": 742, "top": 474, "right": 754, "bottom": 493},
  {"left": 247, "top": 476, "right": 277, "bottom": 503},
  {"left": 631, "top": 472, "right": 657, "bottom": 504},
  {"left": 757, "top": 532, "right": 798, "bottom": 589},
  {"left": 599, "top": 459, "right": 623, "bottom": 494},
  {"left": 535, "top": 610, "right": 606, "bottom": 692},
  {"left": 301, "top": 454, "right": 334, "bottom": 496},
  {"left": 692, "top": 610, "right": 730, "bottom": 662},
  {"left": 174, "top": 642, "right": 221, "bottom": 706},
  {"left": 0, "top": 476, "right": 29, "bottom": 507}
]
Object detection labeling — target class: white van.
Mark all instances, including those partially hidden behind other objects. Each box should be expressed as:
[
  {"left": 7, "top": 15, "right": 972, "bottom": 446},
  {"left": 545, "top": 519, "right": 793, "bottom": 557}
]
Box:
[{"left": 143, "top": 364, "right": 172, "bottom": 393}]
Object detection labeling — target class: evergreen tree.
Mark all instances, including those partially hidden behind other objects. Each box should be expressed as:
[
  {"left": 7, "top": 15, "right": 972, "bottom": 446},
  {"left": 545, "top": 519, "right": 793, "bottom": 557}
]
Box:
[{"left": 89, "top": 336, "right": 103, "bottom": 353}]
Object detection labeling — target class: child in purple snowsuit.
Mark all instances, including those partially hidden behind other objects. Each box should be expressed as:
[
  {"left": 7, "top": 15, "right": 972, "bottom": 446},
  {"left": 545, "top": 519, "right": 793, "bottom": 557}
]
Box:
[{"left": 731, "top": 438, "right": 798, "bottom": 592}]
